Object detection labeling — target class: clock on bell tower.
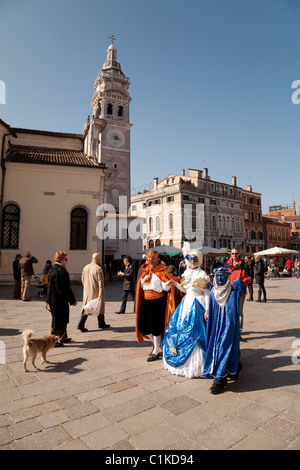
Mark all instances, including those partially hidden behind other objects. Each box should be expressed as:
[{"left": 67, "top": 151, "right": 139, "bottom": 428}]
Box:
[{"left": 84, "top": 38, "right": 132, "bottom": 213}]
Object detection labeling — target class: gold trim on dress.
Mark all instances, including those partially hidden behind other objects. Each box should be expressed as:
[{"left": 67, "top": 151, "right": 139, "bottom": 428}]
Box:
[{"left": 180, "top": 276, "right": 209, "bottom": 289}]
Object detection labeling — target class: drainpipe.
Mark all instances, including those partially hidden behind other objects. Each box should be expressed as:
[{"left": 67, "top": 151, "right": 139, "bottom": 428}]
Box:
[{"left": 0, "top": 133, "right": 10, "bottom": 265}]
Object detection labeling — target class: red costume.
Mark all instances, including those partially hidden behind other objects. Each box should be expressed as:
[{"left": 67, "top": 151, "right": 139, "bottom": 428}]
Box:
[{"left": 135, "top": 250, "right": 174, "bottom": 345}]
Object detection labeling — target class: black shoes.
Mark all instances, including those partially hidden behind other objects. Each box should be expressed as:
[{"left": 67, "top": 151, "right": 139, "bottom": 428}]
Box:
[
  {"left": 210, "top": 382, "right": 226, "bottom": 394},
  {"left": 115, "top": 311, "right": 125, "bottom": 314},
  {"left": 78, "top": 327, "right": 88, "bottom": 332},
  {"left": 147, "top": 353, "right": 161, "bottom": 362}
]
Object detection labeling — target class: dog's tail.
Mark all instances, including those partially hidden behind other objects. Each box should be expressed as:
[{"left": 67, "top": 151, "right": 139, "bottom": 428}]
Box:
[{"left": 22, "top": 330, "right": 34, "bottom": 345}]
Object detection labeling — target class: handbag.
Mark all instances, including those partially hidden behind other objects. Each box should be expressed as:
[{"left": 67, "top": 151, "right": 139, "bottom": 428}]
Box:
[{"left": 83, "top": 297, "right": 102, "bottom": 315}]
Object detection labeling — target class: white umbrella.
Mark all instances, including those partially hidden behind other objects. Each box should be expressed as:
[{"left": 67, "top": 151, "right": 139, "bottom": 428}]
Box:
[
  {"left": 198, "top": 246, "right": 230, "bottom": 256},
  {"left": 254, "top": 246, "right": 299, "bottom": 256},
  {"left": 151, "top": 244, "right": 182, "bottom": 255}
]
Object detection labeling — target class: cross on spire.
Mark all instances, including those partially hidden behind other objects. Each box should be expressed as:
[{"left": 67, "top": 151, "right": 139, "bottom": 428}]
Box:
[{"left": 109, "top": 34, "right": 116, "bottom": 45}]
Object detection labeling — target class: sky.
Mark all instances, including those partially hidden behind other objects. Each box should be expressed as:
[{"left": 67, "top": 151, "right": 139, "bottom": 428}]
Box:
[{"left": 1, "top": 0, "right": 300, "bottom": 213}]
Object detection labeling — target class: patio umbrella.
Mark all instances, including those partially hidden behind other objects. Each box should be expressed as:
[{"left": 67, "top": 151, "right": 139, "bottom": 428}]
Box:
[
  {"left": 198, "top": 246, "right": 230, "bottom": 256},
  {"left": 151, "top": 244, "right": 182, "bottom": 255},
  {"left": 254, "top": 246, "right": 299, "bottom": 256}
]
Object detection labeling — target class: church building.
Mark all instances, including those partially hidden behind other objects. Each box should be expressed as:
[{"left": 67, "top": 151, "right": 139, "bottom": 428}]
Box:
[{"left": 0, "top": 41, "right": 140, "bottom": 282}]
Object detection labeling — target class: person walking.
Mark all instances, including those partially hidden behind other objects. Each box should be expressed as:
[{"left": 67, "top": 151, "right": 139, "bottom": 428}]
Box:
[
  {"left": 12, "top": 254, "right": 22, "bottom": 299},
  {"left": 19, "top": 251, "right": 38, "bottom": 301},
  {"left": 284, "top": 258, "right": 293, "bottom": 277},
  {"left": 225, "top": 248, "right": 252, "bottom": 333},
  {"left": 245, "top": 255, "right": 255, "bottom": 301},
  {"left": 77, "top": 253, "right": 110, "bottom": 332},
  {"left": 254, "top": 255, "right": 267, "bottom": 302},
  {"left": 115, "top": 255, "right": 136, "bottom": 314},
  {"left": 46, "top": 251, "right": 77, "bottom": 346}
]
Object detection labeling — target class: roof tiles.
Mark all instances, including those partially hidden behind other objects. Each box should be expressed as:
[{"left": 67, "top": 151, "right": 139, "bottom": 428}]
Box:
[{"left": 7, "top": 145, "right": 106, "bottom": 169}]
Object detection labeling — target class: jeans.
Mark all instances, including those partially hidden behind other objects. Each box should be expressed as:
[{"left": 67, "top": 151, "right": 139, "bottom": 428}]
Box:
[
  {"left": 120, "top": 290, "right": 135, "bottom": 313},
  {"left": 238, "top": 295, "right": 246, "bottom": 333},
  {"left": 257, "top": 282, "right": 267, "bottom": 301}
]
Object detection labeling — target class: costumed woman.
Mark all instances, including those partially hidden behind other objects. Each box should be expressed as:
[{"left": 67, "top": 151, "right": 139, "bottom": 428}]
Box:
[
  {"left": 162, "top": 249, "right": 211, "bottom": 378},
  {"left": 135, "top": 249, "right": 174, "bottom": 362},
  {"left": 203, "top": 267, "right": 243, "bottom": 394}
]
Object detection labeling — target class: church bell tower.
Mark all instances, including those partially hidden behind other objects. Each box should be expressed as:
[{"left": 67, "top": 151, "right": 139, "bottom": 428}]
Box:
[{"left": 84, "top": 37, "right": 132, "bottom": 213}]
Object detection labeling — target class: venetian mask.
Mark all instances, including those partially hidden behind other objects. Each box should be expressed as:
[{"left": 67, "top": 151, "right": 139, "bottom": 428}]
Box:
[{"left": 145, "top": 249, "right": 160, "bottom": 267}]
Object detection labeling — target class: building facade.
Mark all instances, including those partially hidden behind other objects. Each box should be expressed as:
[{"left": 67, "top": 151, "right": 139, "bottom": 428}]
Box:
[
  {"left": 242, "top": 185, "right": 264, "bottom": 254},
  {"left": 262, "top": 215, "right": 291, "bottom": 250},
  {"left": 266, "top": 203, "right": 300, "bottom": 252},
  {"left": 130, "top": 168, "right": 245, "bottom": 252}
]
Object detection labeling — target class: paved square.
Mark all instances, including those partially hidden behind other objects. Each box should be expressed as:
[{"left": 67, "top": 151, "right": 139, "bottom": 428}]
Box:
[{"left": 0, "top": 277, "right": 300, "bottom": 450}]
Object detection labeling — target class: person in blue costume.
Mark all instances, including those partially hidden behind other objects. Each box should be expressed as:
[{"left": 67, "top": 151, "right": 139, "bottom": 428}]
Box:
[
  {"left": 203, "top": 267, "right": 243, "bottom": 394},
  {"left": 162, "top": 250, "right": 211, "bottom": 378}
]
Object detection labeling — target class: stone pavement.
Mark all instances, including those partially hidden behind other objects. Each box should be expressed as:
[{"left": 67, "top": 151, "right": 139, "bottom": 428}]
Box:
[{"left": 0, "top": 277, "right": 300, "bottom": 451}]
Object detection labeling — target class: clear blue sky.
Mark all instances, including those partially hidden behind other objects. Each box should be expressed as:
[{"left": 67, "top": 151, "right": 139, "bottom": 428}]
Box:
[{"left": 1, "top": 0, "right": 299, "bottom": 213}]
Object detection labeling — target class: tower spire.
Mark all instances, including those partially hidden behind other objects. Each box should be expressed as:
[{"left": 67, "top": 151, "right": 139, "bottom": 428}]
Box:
[{"left": 103, "top": 40, "right": 123, "bottom": 73}]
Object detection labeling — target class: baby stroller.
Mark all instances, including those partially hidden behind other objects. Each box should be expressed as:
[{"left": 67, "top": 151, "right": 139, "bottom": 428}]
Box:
[{"left": 35, "top": 274, "right": 48, "bottom": 298}]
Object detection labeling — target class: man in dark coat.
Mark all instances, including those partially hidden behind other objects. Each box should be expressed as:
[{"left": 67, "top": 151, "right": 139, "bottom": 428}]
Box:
[
  {"left": 46, "top": 251, "right": 77, "bottom": 346},
  {"left": 254, "top": 255, "right": 267, "bottom": 302},
  {"left": 115, "top": 255, "right": 136, "bottom": 314},
  {"left": 12, "top": 254, "right": 22, "bottom": 298},
  {"left": 245, "top": 255, "right": 255, "bottom": 301}
]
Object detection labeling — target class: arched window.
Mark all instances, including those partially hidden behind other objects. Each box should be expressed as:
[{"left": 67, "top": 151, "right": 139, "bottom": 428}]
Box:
[
  {"left": 169, "top": 213, "right": 174, "bottom": 230},
  {"left": 149, "top": 217, "right": 153, "bottom": 233},
  {"left": 251, "top": 230, "right": 256, "bottom": 240},
  {"left": 155, "top": 239, "right": 161, "bottom": 247},
  {"left": 148, "top": 239, "right": 154, "bottom": 248},
  {"left": 107, "top": 103, "right": 113, "bottom": 115},
  {"left": 118, "top": 106, "right": 124, "bottom": 117},
  {"left": 1, "top": 203, "right": 20, "bottom": 248},
  {"left": 155, "top": 216, "right": 160, "bottom": 232},
  {"left": 70, "top": 207, "right": 88, "bottom": 250}
]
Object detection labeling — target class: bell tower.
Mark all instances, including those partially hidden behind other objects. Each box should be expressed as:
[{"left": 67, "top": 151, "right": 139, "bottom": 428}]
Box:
[{"left": 84, "top": 37, "right": 132, "bottom": 213}]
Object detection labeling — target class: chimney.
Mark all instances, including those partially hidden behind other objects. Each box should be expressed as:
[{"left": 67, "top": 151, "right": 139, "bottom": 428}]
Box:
[
  {"left": 247, "top": 185, "right": 252, "bottom": 192},
  {"left": 203, "top": 168, "right": 208, "bottom": 179},
  {"left": 232, "top": 176, "right": 237, "bottom": 187},
  {"left": 181, "top": 169, "right": 185, "bottom": 176},
  {"left": 153, "top": 177, "right": 158, "bottom": 190}
]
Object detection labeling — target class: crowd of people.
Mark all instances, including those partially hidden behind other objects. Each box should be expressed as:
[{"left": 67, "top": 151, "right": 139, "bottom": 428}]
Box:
[{"left": 12, "top": 247, "right": 299, "bottom": 394}]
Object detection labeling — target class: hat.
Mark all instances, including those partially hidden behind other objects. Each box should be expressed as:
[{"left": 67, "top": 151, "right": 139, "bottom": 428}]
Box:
[{"left": 15, "top": 254, "right": 22, "bottom": 258}]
